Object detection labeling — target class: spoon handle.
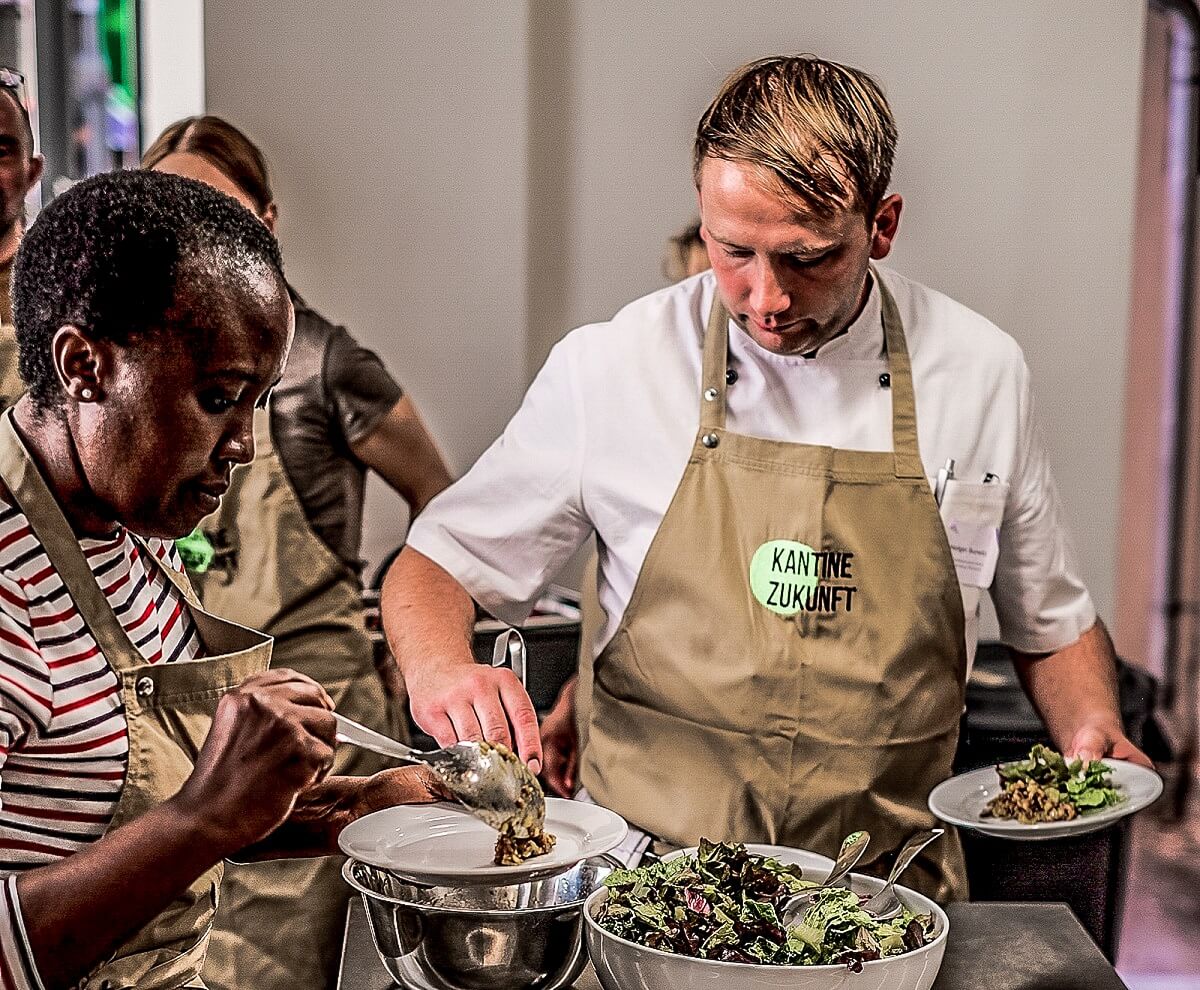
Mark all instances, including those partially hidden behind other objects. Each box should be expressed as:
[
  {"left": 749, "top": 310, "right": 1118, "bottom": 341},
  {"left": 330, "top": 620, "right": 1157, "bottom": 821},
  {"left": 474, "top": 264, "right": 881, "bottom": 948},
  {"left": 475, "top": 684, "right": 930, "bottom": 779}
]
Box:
[
  {"left": 333, "top": 712, "right": 421, "bottom": 763},
  {"left": 886, "top": 828, "right": 943, "bottom": 883},
  {"left": 491, "top": 627, "right": 527, "bottom": 687},
  {"left": 862, "top": 828, "right": 944, "bottom": 916},
  {"left": 825, "top": 829, "right": 871, "bottom": 887}
]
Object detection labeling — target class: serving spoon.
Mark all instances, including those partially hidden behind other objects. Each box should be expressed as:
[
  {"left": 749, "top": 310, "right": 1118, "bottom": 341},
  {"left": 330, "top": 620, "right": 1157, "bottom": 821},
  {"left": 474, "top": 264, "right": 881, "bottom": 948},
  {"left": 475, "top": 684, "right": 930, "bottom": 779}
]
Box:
[
  {"left": 333, "top": 628, "right": 542, "bottom": 836},
  {"left": 779, "top": 829, "right": 871, "bottom": 925},
  {"left": 332, "top": 712, "right": 544, "bottom": 836},
  {"left": 860, "top": 828, "right": 943, "bottom": 920}
]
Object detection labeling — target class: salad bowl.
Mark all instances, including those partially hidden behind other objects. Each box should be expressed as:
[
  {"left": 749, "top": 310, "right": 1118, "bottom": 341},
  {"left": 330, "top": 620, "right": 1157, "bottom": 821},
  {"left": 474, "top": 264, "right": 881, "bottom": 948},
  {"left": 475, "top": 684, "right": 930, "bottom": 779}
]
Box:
[{"left": 584, "top": 845, "right": 948, "bottom": 990}]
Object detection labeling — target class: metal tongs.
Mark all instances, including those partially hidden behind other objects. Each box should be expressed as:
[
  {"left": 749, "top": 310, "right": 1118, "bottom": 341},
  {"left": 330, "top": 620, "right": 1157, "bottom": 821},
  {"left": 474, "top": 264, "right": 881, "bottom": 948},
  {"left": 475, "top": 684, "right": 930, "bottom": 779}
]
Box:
[{"left": 333, "top": 629, "right": 541, "bottom": 836}]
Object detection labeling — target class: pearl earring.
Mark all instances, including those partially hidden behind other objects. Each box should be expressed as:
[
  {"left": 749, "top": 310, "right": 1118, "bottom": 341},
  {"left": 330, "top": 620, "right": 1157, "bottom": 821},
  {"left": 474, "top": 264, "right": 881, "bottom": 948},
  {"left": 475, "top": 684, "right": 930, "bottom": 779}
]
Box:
[{"left": 80, "top": 388, "right": 93, "bottom": 400}]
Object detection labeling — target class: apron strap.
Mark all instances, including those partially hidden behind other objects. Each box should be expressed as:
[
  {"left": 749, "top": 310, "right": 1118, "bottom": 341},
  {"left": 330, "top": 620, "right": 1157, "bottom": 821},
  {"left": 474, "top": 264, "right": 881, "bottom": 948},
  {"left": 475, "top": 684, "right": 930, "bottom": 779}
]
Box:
[
  {"left": 876, "top": 273, "right": 926, "bottom": 480},
  {"left": 0, "top": 410, "right": 147, "bottom": 672},
  {"left": 698, "top": 271, "right": 926, "bottom": 480},
  {"left": 138, "top": 539, "right": 203, "bottom": 611},
  {"left": 699, "top": 292, "right": 729, "bottom": 432}
]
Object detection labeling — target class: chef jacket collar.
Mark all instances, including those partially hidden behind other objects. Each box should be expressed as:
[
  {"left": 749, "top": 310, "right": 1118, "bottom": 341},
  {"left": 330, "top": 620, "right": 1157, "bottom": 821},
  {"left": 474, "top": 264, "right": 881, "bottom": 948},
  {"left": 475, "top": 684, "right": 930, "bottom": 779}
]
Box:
[{"left": 727, "top": 270, "right": 884, "bottom": 367}]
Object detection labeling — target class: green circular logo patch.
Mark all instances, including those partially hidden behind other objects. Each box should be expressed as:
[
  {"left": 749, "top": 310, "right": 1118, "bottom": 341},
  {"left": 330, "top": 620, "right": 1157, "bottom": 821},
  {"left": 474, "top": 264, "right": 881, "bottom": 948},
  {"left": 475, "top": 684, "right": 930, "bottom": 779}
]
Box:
[{"left": 749, "top": 539, "right": 819, "bottom": 616}]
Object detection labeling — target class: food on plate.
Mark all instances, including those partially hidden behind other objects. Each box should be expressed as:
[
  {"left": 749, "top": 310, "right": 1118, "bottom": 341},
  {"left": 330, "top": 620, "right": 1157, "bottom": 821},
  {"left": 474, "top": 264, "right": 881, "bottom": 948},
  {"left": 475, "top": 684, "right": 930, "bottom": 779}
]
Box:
[
  {"left": 594, "top": 839, "right": 933, "bottom": 969},
  {"left": 982, "top": 744, "right": 1122, "bottom": 824},
  {"left": 475, "top": 741, "right": 557, "bottom": 865},
  {"left": 494, "top": 827, "right": 557, "bottom": 866}
]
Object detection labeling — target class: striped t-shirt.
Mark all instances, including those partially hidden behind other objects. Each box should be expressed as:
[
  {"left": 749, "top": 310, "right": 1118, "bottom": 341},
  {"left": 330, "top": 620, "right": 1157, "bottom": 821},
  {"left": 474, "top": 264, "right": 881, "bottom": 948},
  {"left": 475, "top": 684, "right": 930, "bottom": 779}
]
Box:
[{"left": 0, "top": 497, "right": 202, "bottom": 989}]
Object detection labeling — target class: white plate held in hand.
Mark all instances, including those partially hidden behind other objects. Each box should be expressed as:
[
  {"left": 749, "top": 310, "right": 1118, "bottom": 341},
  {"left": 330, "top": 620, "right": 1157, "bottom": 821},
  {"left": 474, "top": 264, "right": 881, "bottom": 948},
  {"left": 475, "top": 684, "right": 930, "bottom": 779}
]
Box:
[
  {"left": 338, "top": 797, "right": 628, "bottom": 885},
  {"left": 928, "top": 759, "right": 1162, "bottom": 840}
]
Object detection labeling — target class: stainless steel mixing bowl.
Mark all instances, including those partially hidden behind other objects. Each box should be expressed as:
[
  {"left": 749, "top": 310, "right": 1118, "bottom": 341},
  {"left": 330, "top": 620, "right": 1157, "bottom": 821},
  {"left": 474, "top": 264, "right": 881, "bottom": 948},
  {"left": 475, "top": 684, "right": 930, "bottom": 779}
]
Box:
[{"left": 343, "top": 856, "right": 616, "bottom": 990}]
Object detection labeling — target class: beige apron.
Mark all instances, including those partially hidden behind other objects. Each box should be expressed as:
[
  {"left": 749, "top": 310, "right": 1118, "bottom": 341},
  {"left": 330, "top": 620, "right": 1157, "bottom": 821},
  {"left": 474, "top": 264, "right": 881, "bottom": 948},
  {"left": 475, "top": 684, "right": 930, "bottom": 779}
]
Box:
[
  {"left": 196, "top": 408, "right": 394, "bottom": 990},
  {"left": 580, "top": 276, "right": 969, "bottom": 902},
  {"left": 0, "top": 410, "right": 271, "bottom": 989}
]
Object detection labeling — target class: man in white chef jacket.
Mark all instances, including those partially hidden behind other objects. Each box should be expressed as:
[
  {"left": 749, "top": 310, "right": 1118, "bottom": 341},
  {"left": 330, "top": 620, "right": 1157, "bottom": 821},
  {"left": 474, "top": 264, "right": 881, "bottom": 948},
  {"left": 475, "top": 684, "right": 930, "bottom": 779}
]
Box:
[{"left": 381, "top": 54, "right": 1150, "bottom": 898}]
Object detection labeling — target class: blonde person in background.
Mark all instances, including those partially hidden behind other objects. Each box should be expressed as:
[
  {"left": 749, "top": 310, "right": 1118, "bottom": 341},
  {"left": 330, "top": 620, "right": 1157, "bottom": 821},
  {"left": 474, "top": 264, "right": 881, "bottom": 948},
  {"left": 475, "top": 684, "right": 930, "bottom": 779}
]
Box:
[
  {"left": 0, "top": 68, "right": 42, "bottom": 408},
  {"left": 663, "top": 219, "right": 711, "bottom": 281},
  {"left": 143, "top": 117, "right": 453, "bottom": 990}
]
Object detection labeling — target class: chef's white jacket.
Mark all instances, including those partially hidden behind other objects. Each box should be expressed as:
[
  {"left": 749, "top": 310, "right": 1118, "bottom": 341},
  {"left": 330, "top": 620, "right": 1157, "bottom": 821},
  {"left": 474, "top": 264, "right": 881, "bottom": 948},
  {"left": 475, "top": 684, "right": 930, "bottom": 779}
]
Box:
[{"left": 408, "top": 267, "right": 1096, "bottom": 665}]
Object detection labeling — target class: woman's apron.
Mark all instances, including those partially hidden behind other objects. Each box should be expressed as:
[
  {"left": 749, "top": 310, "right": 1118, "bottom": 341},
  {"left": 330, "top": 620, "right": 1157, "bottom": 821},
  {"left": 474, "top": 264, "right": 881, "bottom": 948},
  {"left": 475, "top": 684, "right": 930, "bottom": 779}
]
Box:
[
  {"left": 580, "top": 276, "right": 970, "bottom": 901},
  {"left": 194, "top": 408, "right": 393, "bottom": 990},
  {"left": 0, "top": 410, "right": 271, "bottom": 989}
]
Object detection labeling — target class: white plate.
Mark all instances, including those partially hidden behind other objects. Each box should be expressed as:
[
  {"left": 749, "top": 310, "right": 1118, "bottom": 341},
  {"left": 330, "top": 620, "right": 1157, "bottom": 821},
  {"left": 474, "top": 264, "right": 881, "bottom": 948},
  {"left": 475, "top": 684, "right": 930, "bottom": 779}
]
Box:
[
  {"left": 338, "top": 797, "right": 628, "bottom": 885},
  {"left": 928, "top": 759, "right": 1163, "bottom": 840}
]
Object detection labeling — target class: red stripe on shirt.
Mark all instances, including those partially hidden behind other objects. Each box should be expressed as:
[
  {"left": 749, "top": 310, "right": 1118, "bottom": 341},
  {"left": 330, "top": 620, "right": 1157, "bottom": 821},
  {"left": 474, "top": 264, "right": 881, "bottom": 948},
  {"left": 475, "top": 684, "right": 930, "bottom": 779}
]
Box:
[
  {"left": 0, "top": 802, "right": 111, "bottom": 825},
  {"left": 4, "top": 762, "right": 124, "bottom": 781},
  {"left": 28, "top": 728, "right": 125, "bottom": 755},
  {"left": 0, "top": 629, "right": 35, "bottom": 658},
  {"left": 0, "top": 526, "right": 30, "bottom": 555},
  {"left": 44, "top": 644, "right": 101, "bottom": 670},
  {"left": 53, "top": 685, "right": 117, "bottom": 717}
]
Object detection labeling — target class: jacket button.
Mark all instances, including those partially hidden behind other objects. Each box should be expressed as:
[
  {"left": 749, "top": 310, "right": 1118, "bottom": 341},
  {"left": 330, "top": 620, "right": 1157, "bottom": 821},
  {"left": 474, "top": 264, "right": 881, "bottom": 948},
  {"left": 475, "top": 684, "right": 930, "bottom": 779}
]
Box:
[
  {"left": 701, "top": 432, "right": 720, "bottom": 448},
  {"left": 703, "top": 387, "right": 719, "bottom": 402},
  {"left": 135, "top": 676, "right": 155, "bottom": 698},
  {"left": 725, "top": 368, "right": 739, "bottom": 385},
  {"left": 879, "top": 372, "right": 891, "bottom": 388}
]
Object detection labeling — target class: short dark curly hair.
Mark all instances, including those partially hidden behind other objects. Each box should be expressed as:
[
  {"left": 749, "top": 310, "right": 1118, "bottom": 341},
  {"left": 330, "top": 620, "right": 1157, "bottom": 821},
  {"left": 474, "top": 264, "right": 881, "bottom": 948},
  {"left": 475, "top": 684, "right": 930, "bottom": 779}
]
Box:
[{"left": 13, "top": 168, "right": 285, "bottom": 409}]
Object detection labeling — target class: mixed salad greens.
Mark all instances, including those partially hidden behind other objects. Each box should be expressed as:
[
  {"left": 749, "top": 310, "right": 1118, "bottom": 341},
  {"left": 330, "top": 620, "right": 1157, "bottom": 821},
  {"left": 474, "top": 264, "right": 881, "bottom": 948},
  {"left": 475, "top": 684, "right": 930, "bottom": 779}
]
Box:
[
  {"left": 594, "top": 839, "right": 934, "bottom": 970},
  {"left": 983, "top": 744, "right": 1123, "bottom": 824}
]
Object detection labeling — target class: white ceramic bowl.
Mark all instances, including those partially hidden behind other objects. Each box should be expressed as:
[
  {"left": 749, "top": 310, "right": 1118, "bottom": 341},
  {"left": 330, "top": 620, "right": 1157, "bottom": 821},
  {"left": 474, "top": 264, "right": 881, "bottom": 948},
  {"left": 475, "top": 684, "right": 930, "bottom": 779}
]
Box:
[{"left": 584, "top": 846, "right": 949, "bottom": 990}]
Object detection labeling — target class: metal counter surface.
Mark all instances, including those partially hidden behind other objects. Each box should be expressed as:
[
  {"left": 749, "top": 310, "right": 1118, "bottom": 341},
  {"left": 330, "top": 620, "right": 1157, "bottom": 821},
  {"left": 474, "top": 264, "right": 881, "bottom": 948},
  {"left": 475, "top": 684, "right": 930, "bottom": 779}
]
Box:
[{"left": 337, "top": 898, "right": 1127, "bottom": 989}]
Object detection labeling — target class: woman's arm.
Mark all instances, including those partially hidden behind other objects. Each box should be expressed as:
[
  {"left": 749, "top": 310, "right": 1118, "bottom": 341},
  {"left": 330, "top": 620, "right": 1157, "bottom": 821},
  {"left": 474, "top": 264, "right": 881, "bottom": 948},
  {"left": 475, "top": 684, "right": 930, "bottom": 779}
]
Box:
[
  {"left": 16, "top": 794, "right": 246, "bottom": 989},
  {"left": 351, "top": 396, "right": 453, "bottom": 515},
  {"left": 15, "top": 670, "right": 336, "bottom": 990},
  {"left": 235, "top": 765, "right": 444, "bottom": 860}
]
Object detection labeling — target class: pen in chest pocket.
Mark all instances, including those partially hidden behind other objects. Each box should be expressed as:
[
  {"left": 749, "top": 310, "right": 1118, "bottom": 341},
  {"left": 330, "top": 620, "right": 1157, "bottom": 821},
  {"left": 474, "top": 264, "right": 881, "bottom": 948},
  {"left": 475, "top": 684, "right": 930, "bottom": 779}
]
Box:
[{"left": 934, "top": 458, "right": 955, "bottom": 507}]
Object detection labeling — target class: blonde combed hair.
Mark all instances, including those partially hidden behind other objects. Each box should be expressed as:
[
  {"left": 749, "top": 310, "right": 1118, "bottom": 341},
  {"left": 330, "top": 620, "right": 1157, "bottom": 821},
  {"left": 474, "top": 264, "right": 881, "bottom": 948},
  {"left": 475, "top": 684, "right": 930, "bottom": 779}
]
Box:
[{"left": 694, "top": 55, "right": 897, "bottom": 217}]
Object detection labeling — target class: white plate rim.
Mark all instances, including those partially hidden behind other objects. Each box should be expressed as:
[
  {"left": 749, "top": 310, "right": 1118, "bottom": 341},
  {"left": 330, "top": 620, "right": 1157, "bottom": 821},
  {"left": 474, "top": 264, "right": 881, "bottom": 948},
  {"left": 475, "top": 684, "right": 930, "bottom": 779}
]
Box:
[
  {"left": 337, "top": 797, "right": 628, "bottom": 884},
  {"left": 928, "top": 758, "right": 1163, "bottom": 839}
]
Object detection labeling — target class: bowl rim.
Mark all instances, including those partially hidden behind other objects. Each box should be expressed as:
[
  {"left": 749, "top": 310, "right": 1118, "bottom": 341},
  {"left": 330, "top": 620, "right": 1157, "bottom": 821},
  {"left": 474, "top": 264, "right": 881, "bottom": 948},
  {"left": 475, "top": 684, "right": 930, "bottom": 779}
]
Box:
[
  {"left": 342, "top": 856, "right": 610, "bottom": 917},
  {"left": 582, "top": 869, "right": 949, "bottom": 974}
]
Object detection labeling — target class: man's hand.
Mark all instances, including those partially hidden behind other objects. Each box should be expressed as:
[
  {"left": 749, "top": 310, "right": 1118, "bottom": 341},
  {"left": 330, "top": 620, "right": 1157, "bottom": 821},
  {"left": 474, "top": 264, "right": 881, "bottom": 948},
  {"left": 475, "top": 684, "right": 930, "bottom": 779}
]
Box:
[
  {"left": 1014, "top": 619, "right": 1153, "bottom": 770},
  {"left": 382, "top": 547, "right": 544, "bottom": 773},
  {"left": 540, "top": 676, "right": 578, "bottom": 797},
  {"left": 406, "top": 661, "right": 543, "bottom": 775},
  {"left": 1065, "top": 718, "right": 1153, "bottom": 768}
]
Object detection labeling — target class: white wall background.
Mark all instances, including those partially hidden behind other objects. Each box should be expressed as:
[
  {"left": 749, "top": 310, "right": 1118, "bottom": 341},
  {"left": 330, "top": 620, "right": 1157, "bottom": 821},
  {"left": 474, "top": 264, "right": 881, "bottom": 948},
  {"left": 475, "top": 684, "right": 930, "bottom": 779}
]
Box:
[
  {"left": 204, "top": 1, "right": 1145, "bottom": 622},
  {"left": 140, "top": 0, "right": 205, "bottom": 146}
]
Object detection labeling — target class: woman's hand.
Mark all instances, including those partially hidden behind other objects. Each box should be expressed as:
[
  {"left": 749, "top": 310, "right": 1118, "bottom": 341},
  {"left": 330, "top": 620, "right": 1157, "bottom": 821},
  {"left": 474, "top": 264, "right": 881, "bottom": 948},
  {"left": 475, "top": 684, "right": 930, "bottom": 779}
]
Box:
[
  {"left": 368, "top": 765, "right": 448, "bottom": 806},
  {"left": 172, "top": 668, "right": 337, "bottom": 854},
  {"left": 17, "top": 669, "right": 337, "bottom": 988},
  {"left": 236, "top": 764, "right": 448, "bottom": 860}
]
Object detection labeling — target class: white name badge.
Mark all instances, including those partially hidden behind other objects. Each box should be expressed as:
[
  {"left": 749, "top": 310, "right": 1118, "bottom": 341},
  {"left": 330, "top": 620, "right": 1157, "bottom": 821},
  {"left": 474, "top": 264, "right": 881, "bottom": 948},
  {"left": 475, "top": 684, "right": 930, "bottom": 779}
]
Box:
[{"left": 938, "top": 479, "right": 1007, "bottom": 588}]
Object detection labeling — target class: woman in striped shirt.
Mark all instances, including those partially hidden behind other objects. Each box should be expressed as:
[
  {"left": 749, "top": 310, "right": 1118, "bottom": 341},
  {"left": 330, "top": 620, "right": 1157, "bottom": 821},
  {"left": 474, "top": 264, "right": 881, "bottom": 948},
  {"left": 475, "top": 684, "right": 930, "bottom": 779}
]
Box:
[{"left": 0, "top": 170, "right": 440, "bottom": 990}]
